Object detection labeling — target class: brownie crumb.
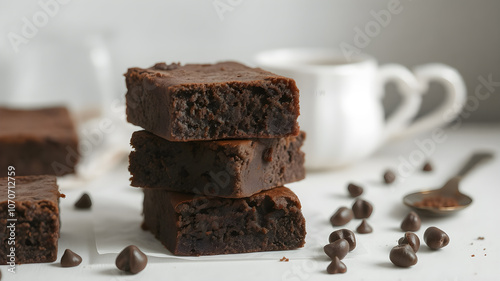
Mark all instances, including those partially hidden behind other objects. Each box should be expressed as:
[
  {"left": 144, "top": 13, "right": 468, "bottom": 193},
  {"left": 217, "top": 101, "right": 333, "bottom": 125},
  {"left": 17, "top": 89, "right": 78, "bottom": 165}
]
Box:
[
  {"left": 471, "top": 254, "right": 475, "bottom": 257},
  {"left": 413, "top": 196, "right": 459, "bottom": 208},
  {"left": 279, "top": 257, "right": 289, "bottom": 262},
  {"left": 477, "top": 236, "right": 485, "bottom": 240}
]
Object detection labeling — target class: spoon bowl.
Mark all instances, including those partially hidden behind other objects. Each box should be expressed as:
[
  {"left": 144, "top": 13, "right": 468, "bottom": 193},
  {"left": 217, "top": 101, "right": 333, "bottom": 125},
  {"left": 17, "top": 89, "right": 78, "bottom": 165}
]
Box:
[
  {"left": 403, "top": 180, "right": 473, "bottom": 216},
  {"left": 402, "top": 152, "right": 493, "bottom": 216}
]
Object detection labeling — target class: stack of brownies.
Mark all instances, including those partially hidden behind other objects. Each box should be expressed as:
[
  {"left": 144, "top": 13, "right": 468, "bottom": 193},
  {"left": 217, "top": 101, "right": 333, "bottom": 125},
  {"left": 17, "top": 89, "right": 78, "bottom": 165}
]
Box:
[{"left": 125, "top": 62, "right": 307, "bottom": 256}]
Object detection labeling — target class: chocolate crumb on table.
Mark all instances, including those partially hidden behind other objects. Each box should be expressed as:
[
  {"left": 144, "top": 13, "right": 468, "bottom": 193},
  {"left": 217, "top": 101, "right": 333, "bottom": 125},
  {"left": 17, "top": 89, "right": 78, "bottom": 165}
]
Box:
[
  {"left": 129, "top": 130, "right": 305, "bottom": 198},
  {"left": 0, "top": 175, "right": 62, "bottom": 264},
  {"left": 125, "top": 61, "right": 300, "bottom": 142},
  {"left": 0, "top": 107, "right": 79, "bottom": 176},
  {"left": 142, "top": 186, "right": 306, "bottom": 256}
]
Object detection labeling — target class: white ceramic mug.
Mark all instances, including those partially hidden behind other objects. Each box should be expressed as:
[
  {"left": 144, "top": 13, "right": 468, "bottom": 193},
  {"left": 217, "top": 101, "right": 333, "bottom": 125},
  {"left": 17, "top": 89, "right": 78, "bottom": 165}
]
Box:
[{"left": 255, "top": 48, "right": 466, "bottom": 170}]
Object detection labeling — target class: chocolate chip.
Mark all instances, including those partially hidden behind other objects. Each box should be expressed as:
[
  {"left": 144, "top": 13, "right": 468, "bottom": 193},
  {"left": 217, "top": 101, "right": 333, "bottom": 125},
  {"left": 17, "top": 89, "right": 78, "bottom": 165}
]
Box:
[
  {"left": 324, "top": 239, "right": 349, "bottom": 260},
  {"left": 400, "top": 211, "right": 421, "bottom": 231},
  {"left": 262, "top": 148, "right": 273, "bottom": 162},
  {"left": 424, "top": 227, "right": 450, "bottom": 250},
  {"left": 390, "top": 244, "right": 418, "bottom": 267},
  {"left": 352, "top": 199, "right": 373, "bottom": 219},
  {"left": 116, "top": 245, "right": 148, "bottom": 274},
  {"left": 356, "top": 219, "right": 373, "bottom": 234},
  {"left": 422, "top": 162, "right": 433, "bottom": 172},
  {"left": 326, "top": 256, "right": 347, "bottom": 274},
  {"left": 74, "top": 193, "right": 92, "bottom": 209},
  {"left": 329, "top": 229, "right": 356, "bottom": 251},
  {"left": 154, "top": 62, "right": 180, "bottom": 70},
  {"left": 60, "top": 249, "right": 82, "bottom": 267},
  {"left": 383, "top": 170, "right": 396, "bottom": 184},
  {"left": 398, "top": 232, "right": 420, "bottom": 253},
  {"left": 330, "top": 207, "right": 354, "bottom": 226},
  {"left": 347, "top": 183, "right": 363, "bottom": 197}
]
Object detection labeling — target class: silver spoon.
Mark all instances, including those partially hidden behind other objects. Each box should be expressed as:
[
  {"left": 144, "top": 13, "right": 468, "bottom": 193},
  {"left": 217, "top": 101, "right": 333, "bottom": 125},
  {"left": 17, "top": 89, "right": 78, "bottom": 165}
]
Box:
[{"left": 403, "top": 152, "right": 494, "bottom": 216}]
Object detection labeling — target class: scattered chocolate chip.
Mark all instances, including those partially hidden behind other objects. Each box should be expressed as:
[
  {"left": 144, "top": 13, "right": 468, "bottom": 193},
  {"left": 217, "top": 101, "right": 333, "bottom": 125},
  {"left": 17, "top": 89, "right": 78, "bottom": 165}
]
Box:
[
  {"left": 356, "top": 219, "right": 373, "bottom": 234},
  {"left": 330, "top": 207, "right": 354, "bottom": 226},
  {"left": 329, "top": 229, "right": 356, "bottom": 251},
  {"left": 326, "top": 256, "right": 347, "bottom": 274},
  {"left": 422, "top": 162, "right": 433, "bottom": 172},
  {"left": 347, "top": 183, "right": 363, "bottom": 197},
  {"left": 154, "top": 62, "right": 180, "bottom": 70},
  {"left": 400, "top": 211, "right": 421, "bottom": 231},
  {"left": 390, "top": 244, "right": 418, "bottom": 267},
  {"left": 262, "top": 148, "right": 273, "bottom": 162},
  {"left": 424, "top": 227, "right": 450, "bottom": 250},
  {"left": 324, "top": 239, "right": 349, "bottom": 260},
  {"left": 74, "top": 193, "right": 92, "bottom": 209},
  {"left": 383, "top": 170, "right": 396, "bottom": 184},
  {"left": 398, "top": 232, "right": 420, "bottom": 252},
  {"left": 352, "top": 199, "right": 373, "bottom": 219},
  {"left": 116, "top": 245, "right": 148, "bottom": 274},
  {"left": 60, "top": 249, "right": 82, "bottom": 267}
]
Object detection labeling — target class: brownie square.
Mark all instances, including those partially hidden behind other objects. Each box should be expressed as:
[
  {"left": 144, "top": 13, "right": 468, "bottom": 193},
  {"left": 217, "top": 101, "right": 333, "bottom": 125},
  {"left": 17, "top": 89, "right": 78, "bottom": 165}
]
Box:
[
  {"left": 125, "top": 61, "right": 300, "bottom": 141},
  {"left": 129, "top": 130, "right": 305, "bottom": 198},
  {"left": 142, "top": 186, "right": 306, "bottom": 256},
  {"left": 0, "top": 175, "right": 61, "bottom": 264},
  {"left": 0, "top": 107, "right": 79, "bottom": 176}
]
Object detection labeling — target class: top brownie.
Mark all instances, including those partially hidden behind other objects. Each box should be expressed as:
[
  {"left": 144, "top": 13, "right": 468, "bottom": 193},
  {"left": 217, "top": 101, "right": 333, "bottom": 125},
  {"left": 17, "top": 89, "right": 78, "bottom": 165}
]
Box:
[{"left": 125, "top": 61, "right": 300, "bottom": 141}]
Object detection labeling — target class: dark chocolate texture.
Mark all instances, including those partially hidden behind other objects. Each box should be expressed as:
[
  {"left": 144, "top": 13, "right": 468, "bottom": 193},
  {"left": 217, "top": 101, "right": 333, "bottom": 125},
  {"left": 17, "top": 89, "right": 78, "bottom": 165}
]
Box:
[
  {"left": 129, "top": 130, "right": 305, "bottom": 198},
  {"left": 0, "top": 175, "right": 61, "bottom": 264},
  {"left": 142, "top": 186, "right": 306, "bottom": 256},
  {"left": 125, "top": 62, "right": 300, "bottom": 141},
  {"left": 0, "top": 107, "right": 79, "bottom": 176}
]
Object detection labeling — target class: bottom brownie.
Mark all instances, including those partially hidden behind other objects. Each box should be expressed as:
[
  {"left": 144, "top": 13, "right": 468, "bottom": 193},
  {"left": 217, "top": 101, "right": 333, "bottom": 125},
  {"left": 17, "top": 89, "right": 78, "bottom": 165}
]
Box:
[
  {"left": 142, "top": 186, "right": 306, "bottom": 256},
  {"left": 0, "top": 175, "right": 61, "bottom": 264}
]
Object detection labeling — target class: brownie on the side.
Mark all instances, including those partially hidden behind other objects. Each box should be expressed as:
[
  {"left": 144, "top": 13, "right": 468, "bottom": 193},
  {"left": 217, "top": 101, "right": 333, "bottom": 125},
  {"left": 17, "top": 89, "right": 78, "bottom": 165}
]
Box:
[
  {"left": 125, "top": 61, "right": 300, "bottom": 141},
  {"left": 0, "top": 107, "right": 79, "bottom": 176},
  {"left": 0, "top": 175, "right": 61, "bottom": 264},
  {"left": 129, "top": 130, "right": 306, "bottom": 198},
  {"left": 142, "top": 186, "right": 306, "bottom": 256}
]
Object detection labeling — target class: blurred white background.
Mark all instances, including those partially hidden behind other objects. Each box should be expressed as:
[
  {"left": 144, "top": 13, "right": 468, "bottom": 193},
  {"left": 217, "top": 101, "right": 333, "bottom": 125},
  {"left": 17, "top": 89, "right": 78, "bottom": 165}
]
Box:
[{"left": 0, "top": 0, "right": 499, "bottom": 122}]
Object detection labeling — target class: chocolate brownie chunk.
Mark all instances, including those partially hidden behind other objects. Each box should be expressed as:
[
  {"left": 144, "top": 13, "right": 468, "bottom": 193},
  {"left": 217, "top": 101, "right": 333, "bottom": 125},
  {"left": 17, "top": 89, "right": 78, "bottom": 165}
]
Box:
[
  {"left": 0, "top": 107, "right": 79, "bottom": 176},
  {"left": 129, "top": 130, "right": 305, "bottom": 198},
  {"left": 0, "top": 175, "right": 62, "bottom": 264},
  {"left": 142, "top": 186, "right": 306, "bottom": 256},
  {"left": 125, "top": 62, "right": 300, "bottom": 141}
]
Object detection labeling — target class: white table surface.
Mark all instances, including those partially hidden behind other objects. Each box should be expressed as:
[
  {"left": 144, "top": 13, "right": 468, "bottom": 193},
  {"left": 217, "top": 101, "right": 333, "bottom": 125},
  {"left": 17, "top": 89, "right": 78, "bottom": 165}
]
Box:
[{"left": 3, "top": 124, "right": 500, "bottom": 281}]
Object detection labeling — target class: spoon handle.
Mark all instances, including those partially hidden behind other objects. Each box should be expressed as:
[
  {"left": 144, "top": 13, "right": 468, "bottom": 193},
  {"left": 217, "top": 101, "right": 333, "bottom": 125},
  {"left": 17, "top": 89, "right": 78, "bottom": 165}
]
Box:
[{"left": 456, "top": 152, "right": 494, "bottom": 178}]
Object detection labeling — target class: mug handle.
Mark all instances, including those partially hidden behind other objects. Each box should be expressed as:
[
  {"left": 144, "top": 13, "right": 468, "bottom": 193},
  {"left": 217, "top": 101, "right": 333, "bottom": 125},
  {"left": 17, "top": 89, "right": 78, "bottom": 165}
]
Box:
[{"left": 379, "top": 63, "right": 467, "bottom": 141}]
